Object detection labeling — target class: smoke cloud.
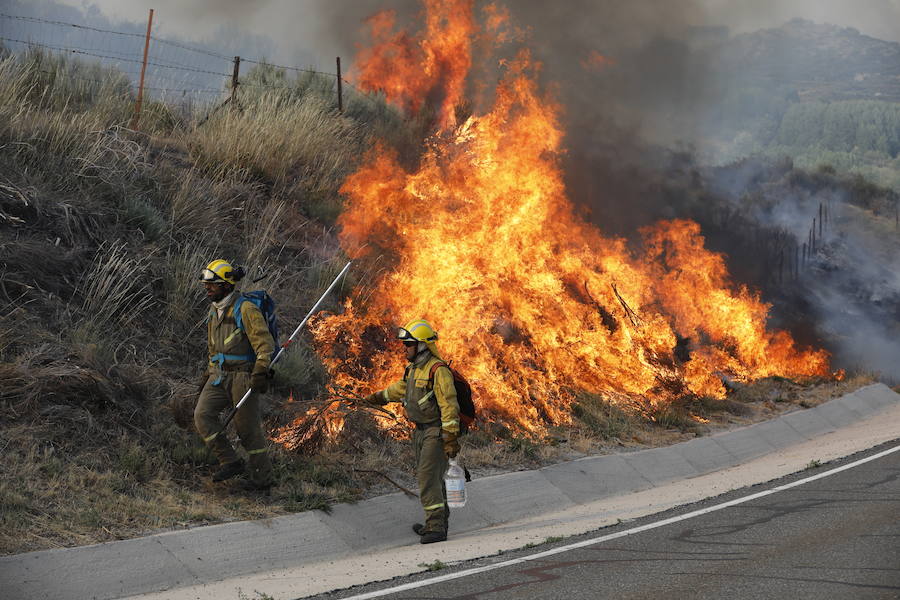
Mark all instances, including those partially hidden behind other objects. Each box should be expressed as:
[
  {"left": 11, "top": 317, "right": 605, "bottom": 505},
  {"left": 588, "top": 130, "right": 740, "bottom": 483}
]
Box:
[
  {"left": 51, "top": 0, "right": 900, "bottom": 65},
  {"left": 704, "top": 167, "right": 900, "bottom": 383}
]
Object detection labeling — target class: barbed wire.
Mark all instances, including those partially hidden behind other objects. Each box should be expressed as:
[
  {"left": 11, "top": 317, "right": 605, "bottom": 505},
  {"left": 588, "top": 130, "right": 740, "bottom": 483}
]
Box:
[
  {"left": 0, "top": 37, "right": 233, "bottom": 77},
  {"left": 26, "top": 57, "right": 349, "bottom": 98},
  {"left": 0, "top": 12, "right": 327, "bottom": 76},
  {"left": 240, "top": 56, "right": 337, "bottom": 78},
  {"left": 1, "top": 12, "right": 389, "bottom": 110},
  {"left": 36, "top": 69, "right": 129, "bottom": 87},
  {"left": 0, "top": 12, "right": 145, "bottom": 39},
  {"left": 34, "top": 68, "right": 223, "bottom": 94},
  {"left": 1, "top": 37, "right": 191, "bottom": 69},
  {"left": 342, "top": 79, "right": 387, "bottom": 109},
  {"left": 1, "top": 12, "right": 233, "bottom": 62},
  {"left": 149, "top": 36, "right": 232, "bottom": 62}
]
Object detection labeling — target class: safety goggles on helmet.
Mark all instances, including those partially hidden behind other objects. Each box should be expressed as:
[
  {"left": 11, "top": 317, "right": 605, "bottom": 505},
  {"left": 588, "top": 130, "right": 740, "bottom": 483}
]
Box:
[
  {"left": 199, "top": 259, "right": 241, "bottom": 285},
  {"left": 199, "top": 269, "right": 226, "bottom": 284},
  {"left": 397, "top": 319, "right": 438, "bottom": 343}
]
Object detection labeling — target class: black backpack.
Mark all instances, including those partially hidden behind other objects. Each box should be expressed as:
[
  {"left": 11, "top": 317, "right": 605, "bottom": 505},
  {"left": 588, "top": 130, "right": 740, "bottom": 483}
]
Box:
[{"left": 428, "top": 361, "right": 476, "bottom": 433}]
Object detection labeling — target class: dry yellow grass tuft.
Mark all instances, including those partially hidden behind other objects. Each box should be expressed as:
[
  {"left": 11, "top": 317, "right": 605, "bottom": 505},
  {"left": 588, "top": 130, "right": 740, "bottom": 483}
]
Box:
[{"left": 187, "top": 92, "right": 365, "bottom": 193}]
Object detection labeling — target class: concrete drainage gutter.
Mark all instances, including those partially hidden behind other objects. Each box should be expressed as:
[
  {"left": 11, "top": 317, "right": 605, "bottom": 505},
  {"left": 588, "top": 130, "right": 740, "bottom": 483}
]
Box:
[{"left": 2, "top": 383, "right": 899, "bottom": 600}]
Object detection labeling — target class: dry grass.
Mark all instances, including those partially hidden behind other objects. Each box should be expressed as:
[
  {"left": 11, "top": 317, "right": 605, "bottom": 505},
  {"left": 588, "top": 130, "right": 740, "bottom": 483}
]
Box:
[
  {"left": 187, "top": 92, "right": 364, "bottom": 192},
  {"left": 243, "top": 197, "right": 287, "bottom": 270},
  {"left": 0, "top": 49, "right": 390, "bottom": 556},
  {"left": 76, "top": 241, "right": 155, "bottom": 329},
  {"left": 161, "top": 238, "right": 212, "bottom": 330}
]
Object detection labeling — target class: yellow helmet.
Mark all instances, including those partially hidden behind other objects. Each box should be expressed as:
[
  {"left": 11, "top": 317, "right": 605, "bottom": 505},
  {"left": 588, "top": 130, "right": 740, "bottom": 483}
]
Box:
[
  {"left": 199, "top": 259, "right": 240, "bottom": 285},
  {"left": 398, "top": 319, "right": 438, "bottom": 343}
]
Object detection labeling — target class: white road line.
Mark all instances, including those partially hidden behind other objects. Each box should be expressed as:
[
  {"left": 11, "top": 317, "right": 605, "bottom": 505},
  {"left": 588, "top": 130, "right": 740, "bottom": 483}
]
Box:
[{"left": 338, "top": 443, "right": 900, "bottom": 600}]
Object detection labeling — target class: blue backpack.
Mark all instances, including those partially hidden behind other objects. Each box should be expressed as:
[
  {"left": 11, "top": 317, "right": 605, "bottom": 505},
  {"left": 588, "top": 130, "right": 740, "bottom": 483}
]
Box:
[{"left": 233, "top": 290, "right": 280, "bottom": 361}]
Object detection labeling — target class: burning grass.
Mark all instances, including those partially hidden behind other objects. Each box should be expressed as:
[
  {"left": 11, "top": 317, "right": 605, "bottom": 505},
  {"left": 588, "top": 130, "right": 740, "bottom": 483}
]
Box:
[{"left": 311, "top": 3, "right": 830, "bottom": 441}]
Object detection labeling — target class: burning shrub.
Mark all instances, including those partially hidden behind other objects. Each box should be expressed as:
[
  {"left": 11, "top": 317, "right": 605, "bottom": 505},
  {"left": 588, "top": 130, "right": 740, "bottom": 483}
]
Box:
[{"left": 304, "top": 4, "right": 829, "bottom": 440}]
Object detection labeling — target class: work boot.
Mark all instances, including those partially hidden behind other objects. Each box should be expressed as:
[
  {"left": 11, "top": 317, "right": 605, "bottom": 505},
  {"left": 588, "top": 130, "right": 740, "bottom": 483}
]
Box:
[
  {"left": 412, "top": 523, "right": 425, "bottom": 536},
  {"left": 212, "top": 459, "right": 244, "bottom": 482},
  {"left": 420, "top": 531, "right": 447, "bottom": 544},
  {"left": 247, "top": 451, "right": 274, "bottom": 489}
]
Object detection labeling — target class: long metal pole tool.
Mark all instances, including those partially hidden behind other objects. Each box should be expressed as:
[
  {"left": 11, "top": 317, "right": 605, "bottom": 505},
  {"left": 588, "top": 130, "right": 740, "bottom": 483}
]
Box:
[{"left": 219, "top": 261, "right": 352, "bottom": 431}]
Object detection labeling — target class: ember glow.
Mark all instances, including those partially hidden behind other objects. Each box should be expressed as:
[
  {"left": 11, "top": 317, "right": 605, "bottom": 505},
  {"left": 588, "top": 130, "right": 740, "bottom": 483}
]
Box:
[{"left": 280, "top": 1, "right": 829, "bottom": 441}]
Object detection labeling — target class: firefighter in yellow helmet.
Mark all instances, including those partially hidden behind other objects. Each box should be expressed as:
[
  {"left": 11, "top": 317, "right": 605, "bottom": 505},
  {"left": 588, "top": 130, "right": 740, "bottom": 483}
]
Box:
[
  {"left": 195, "top": 260, "right": 275, "bottom": 490},
  {"left": 365, "top": 319, "right": 460, "bottom": 544}
]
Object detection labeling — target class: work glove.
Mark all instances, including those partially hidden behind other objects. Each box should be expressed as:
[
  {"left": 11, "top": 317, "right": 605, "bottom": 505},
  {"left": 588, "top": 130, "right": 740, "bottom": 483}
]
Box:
[
  {"left": 442, "top": 429, "right": 460, "bottom": 458},
  {"left": 250, "top": 370, "right": 269, "bottom": 394},
  {"left": 364, "top": 392, "right": 385, "bottom": 406},
  {"left": 196, "top": 373, "right": 209, "bottom": 393}
]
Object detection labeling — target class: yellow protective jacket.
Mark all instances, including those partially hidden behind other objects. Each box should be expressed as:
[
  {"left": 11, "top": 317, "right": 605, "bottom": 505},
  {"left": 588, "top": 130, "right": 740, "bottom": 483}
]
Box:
[
  {"left": 375, "top": 354, "right": 460, "bottom": 434},
  {"left": 207, "top": 294, "right": 275, "bottom": 382}
]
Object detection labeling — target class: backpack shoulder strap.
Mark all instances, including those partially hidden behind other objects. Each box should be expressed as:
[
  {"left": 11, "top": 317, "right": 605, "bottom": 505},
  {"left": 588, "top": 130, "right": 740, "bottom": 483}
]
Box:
[
  {"left": 232, "top": 294, "right": 247, "bottom": 332},
  {"left": 428, "top": 361, "right": 451, "bottom": 385}
]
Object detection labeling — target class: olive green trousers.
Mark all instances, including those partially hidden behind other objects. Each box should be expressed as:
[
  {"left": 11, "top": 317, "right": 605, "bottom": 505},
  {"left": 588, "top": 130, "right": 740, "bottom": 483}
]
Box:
[
  {"left": 194, "top": 371, "right": 273, "bottom": 486},
  {"left": 413, "top": 425, "right": 449, "bottom": 534}
]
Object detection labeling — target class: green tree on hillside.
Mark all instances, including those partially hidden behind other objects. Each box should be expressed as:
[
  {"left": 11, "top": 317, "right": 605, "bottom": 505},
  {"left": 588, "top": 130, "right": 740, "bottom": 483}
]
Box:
[{"left": 776, "top": 100, "right": 900, "bottom": 157}]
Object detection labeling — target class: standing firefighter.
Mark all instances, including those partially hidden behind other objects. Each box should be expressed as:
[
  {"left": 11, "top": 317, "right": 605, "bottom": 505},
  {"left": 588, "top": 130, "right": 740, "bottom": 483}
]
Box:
[
  {"left": 365, "top": 319, "right": 460, "bottom": 544},
  {"left": 195, "top": 259, "right": 274, "bottom": 490}
]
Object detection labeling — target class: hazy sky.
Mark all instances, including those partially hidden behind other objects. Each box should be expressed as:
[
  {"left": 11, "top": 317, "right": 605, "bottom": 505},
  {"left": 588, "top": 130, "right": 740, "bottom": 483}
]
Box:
[{"left": 47, "top": 0, "right": 900, "bottom": 70}]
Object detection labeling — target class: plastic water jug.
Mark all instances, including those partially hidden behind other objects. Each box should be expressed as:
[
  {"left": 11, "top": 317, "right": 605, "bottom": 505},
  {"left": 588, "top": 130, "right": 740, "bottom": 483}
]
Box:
[{"left": 445, "top": 458, "right": 467, "bottom": 508}]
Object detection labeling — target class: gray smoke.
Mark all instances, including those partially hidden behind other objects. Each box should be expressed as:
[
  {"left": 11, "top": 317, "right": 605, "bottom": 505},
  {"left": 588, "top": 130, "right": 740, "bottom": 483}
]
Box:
[
  {"left": 49, "top": 0, "right": 900, "bottom": 65},
  {"left": 707, "top": 171, "right": 900, "bottom": 383}
]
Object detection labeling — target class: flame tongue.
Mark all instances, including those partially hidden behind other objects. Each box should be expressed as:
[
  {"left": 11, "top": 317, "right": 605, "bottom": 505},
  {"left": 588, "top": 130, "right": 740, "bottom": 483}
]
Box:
[
  {"left": 354, "top": 0, "right": 476, "bottom": 131},
  {"left": 307, "top": 2, "right": 829, "bottom": 437}
]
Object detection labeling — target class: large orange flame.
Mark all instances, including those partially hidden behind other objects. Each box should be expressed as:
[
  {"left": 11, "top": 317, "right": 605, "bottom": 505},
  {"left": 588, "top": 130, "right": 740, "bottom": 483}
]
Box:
[
  {"left": 353, "top": 0, "right": 477, "bottom": 130},
  {"left": 293, "top": 2, "right": 828, "bottom": 439}
]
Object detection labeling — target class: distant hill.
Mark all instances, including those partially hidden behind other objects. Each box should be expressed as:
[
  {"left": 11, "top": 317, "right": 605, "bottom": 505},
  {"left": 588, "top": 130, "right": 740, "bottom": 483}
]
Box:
[
  {"left": 717, "top": 18, "right": 900, "bottom": 103},
  {"left": 654, "top": 20, "right": 900, "bottom": 188}
]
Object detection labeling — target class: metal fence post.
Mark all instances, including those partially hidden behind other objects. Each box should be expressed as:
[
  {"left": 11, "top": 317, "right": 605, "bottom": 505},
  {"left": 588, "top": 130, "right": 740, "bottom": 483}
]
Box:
[{"left": 130, "top": 8, "right": 154, "bottom": 129}]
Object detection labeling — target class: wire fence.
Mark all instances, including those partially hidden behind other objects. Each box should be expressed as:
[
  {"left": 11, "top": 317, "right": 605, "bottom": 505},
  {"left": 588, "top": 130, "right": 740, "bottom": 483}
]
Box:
[{"left": 0, "top": 11, "right": 381, "bottom": 112}]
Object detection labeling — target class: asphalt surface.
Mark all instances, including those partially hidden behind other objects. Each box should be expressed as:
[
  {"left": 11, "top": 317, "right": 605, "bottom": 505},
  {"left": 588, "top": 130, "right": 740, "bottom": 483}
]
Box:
[{"left": 315, "top": 440, "right": 900, "bottom": 600}]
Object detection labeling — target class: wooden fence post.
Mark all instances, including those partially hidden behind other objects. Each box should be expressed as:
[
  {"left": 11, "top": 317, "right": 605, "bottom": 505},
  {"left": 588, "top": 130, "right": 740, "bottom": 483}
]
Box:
[
  {"left": 230, "top": 56, "right": 240, "bottom": 108},
  {"left": 336, "top": 56, "right": 343, "bottom": 113},
  {"left": 130, "top": 8, "right": 154, "bottom": 129},
  {"left": 819, "top": 203, "right": 823, "bottom": 238}
]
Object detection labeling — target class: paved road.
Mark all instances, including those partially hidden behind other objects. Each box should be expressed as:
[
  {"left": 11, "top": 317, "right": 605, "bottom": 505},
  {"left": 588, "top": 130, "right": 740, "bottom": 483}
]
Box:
[{"left": 316, "top": 441, "right": 900, "bottom": 600}]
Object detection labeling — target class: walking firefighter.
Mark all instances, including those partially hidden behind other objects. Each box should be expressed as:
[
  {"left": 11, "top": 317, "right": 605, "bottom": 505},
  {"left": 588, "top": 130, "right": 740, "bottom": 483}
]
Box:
[
  {"left": 195, "top": 259, "right": 274, "bottom": 490},
  {"left": 364, "top": 319, "right": 461, "bottom": 544}
]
